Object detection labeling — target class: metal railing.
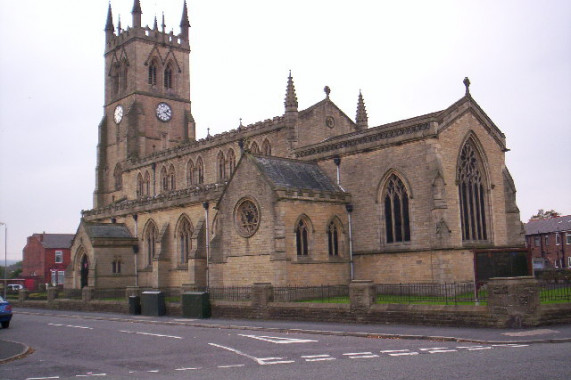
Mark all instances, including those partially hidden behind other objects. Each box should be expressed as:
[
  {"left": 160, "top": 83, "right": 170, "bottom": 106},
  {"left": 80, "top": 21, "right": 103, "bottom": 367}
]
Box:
[
  {"left": 273, "top": 285, "right": 349, "bottom": 303},
  {"left": 374, "top": 282, "right": 487, "bottom": 305},
  {"left": 538, "top": 282, "right": 571, "bottom": 303}
]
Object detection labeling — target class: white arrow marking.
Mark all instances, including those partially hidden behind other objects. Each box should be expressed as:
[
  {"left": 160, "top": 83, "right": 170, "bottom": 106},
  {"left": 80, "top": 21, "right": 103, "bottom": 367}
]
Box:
[
  {"left": 238, "top": 334, "right": 317, "bottom": 344},
  {"left": 209, "top": 343, "right": 294, "bottom": 365}
]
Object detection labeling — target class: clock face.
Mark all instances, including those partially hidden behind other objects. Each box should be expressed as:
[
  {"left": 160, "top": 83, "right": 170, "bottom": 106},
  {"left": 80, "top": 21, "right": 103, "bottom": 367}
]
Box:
[
  {"left": 156, "top": 102, "right": 172, "bottom": 122},
  {"left": 113, "top": 105, "right": 123, "bottom": 124}
]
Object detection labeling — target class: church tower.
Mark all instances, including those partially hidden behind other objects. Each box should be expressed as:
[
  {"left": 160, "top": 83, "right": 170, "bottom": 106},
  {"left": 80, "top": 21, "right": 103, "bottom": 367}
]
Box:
[{"left": 94, "top": 1, "right": 195, "bottom": 208}]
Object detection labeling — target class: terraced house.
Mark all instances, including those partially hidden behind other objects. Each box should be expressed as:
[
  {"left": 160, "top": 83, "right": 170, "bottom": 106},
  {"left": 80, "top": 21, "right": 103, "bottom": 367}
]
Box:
[{"left": 67, "top": 0, "right": 525, "bottom": 291}]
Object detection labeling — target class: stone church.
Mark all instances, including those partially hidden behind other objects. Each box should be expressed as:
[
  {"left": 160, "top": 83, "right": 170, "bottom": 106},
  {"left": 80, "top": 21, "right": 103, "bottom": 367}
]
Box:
[{"left": 67, "top": 0, "right": 525, "bottom": 290}]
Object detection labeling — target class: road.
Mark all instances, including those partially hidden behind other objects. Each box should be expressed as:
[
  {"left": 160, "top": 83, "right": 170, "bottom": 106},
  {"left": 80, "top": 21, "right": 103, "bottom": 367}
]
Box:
[{"left": 1, "top": 312, "right": 570, "bottom": 380}]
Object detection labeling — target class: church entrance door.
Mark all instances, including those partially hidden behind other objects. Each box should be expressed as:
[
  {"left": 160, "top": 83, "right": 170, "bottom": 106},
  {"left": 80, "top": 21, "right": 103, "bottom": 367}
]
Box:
[{"left": 80, "top": 255, "right": 89, "bottom": 288}]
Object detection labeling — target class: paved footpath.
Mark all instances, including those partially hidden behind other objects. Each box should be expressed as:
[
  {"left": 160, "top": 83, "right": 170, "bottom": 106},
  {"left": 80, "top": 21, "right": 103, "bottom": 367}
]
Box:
[{"left": 2, "top": 306, "right": 571, "bottom": 363}]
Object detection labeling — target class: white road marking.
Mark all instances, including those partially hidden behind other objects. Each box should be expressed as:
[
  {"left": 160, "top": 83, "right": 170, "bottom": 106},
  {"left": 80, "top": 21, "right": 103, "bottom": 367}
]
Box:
[
  {"left": 381, "top": 349, "right": 418, "bottom": 356},
  {"left": 343, "top": 352, "right": 379, "bottom": 359},
  {"left": 457, "top": 345, "right": 492, "bottom": 351},
  {"left": 174, "top": 319, "right": 197, "bottom": 322},
  {"left": 420, "top": 347, "right": 457, "bottom": 353},
  {"left": 48, "top": 323, "right": 93, "bottom": 330},
  {"left": 492, "top": 344, "right": 530, "bottom": 348},
  {"left": 175, "top": 367, "right": 201, "bottom": 371},
  {"left": 119, "top": 330, "right": 182, "bottom": 339},
  {"left": 218, "top": 364, "right": 246, "bottom": 368},
  {"left": 238, "top": 334, "right": 317, "bottom": 344},
  {"left": 389, "top": 352, "right": 419, "bottom": 356},
  {"left": 209, "top": 343, "right": 295, "bottom": 365},
  {"left": 76, "top": 374, "right": 106, "bottom": 377},
  {"left": 26, "top": 378, "right": 60, "bottom": 380},
  {"left": 147, "top": 370, "right": 160, "bottom": 373},
  {"left": 302, "top": 354, "right": 336, "bottom": 362}
]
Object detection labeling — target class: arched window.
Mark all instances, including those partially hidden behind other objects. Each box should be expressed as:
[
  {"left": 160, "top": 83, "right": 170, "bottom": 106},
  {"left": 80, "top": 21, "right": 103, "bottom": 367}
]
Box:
[
  {"left": 113, "top": 164, "right": 122, "bottom": 191},
  {"left": 262, "top": 139, "right": 272, "bottom": 156},
  {"left": 112, "top": 257, "right": 122, "bottom": 274},
  {"left": 164, "top": 63, "right": 173, "bottom": 89},
  {"left": 296, "top": 217, "right": 310, "bottom": 256},
  {"left": 121, "top": 60, "right": 128, "bottom": 91},
  {"left": 177, "top": 217, "right": 193, "bottom": 264},
  {"left": 112, "top": 63, "right": 120, "bottom": 94},
  {"left": 196, "top": 157, "right": 204, "bottom": 184},
  {"left": 250, "top": 141, "right": 260, "bottom": 154},
  {"left": 187, "top": 159, "right": 194, "bottom": 185},
  {"left": 148, "top": 60, "right": 158, "bottom": 85},
  {"left": 217, "top": 151, "right": 226, "bottom": 181},
  {"left": 327, "top": 220, "right": 340, "bottom": 256},
  {"left": 160, "top": 166, "right": 168, "bottom": 192},
  {"left": 144, "top": 222, "right": 158, "bottom": 266},
  {"left": 384, "top": 174, "right": 411, "bottom": 243},
  {"left": 227, "top": 149, "right": 236, "bottom": 177},
  {"left": 458, "top": 139, "right": 488, "bottom": 241},
  {"left": 168, "top": 164, "right": 176, "bottom": 190},
  {"left": 144, "top": 171, "right": 151, "bottom": 196},
  {"left": 137, "top": 173, "right": 144, "bottom": 197}
]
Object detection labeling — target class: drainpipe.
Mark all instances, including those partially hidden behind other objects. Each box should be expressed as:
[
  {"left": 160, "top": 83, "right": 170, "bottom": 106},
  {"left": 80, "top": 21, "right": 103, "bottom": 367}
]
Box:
[
  {"left": 346, "top": 204, "right": 354, "bottom": 281},
  {"left": 133, "top": 214, "right": 138, "bottom": 287},
  {"left": 203, "top": 201, "right": 210, "bottom": 288},
  {"left": 333, "top": 156, "right": 345, "bottom": 191}
]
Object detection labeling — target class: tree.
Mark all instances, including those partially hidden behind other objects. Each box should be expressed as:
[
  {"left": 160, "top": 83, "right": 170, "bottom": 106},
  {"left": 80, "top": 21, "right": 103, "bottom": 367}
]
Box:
[{"left": 529, "top": 209, "right": 561, "bottom": 221}]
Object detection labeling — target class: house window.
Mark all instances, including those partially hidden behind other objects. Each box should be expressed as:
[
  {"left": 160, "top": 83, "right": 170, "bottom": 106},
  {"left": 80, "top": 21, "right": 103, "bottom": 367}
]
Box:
[
  {"left": 55, "top": 250, "right": 63, "bottom": 264},
  {"left": 568, "top": 256, "right": 571, "bottom": 268},
  {"left": 327, "top": 221, "right": 339, "bottom": 256},
  {"left": 296, "top": 218, "right": 310, "bottom": 256},
  {"left": 556, "top": 233, "right": 561, "bottom": 245},
  {"left": 534, "top": 236, "right": 540, "bottom": 247},
  {"left": 458, "top": 140, "right": 488, "bottom": 241},
  {"left": 58, "top": 271, "right": 65, "bottom": 285},
  {"left": 567, "top": 233, "right": 571, "bottom": 245},
  {"left": 384, "top": 174, "right": 411, "bottom": 243},
  {"left": 544, "top": 235, "right": 549, "bottom": 246}
]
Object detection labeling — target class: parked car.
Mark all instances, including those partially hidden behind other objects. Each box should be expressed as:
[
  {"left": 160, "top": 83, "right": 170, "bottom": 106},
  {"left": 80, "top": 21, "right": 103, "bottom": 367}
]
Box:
[
  {"left": 0, "top": 296, "right": 12, "bottom": 328},
  {"left": 7, "top": 284, "right": 24, "bottom": 292}
]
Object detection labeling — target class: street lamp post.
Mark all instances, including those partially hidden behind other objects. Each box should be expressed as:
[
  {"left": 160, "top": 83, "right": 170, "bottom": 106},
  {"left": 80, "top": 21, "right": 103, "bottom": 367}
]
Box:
[{"left": 0, "top": 222, "right": 6, "bottom": 299}]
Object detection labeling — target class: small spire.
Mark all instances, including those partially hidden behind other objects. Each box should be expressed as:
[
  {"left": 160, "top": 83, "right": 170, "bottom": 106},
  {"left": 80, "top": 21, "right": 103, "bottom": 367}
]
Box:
[
  {"left": 153, "top": 15, "right": 158, "bottom": 30},
  {"left": 132, "top": 0, "right": 142, "bottom": 29},
  {"left": 356, "top": 90, "right": 368, "bottom": 130},
  {"left": 324, "top": 86, "right": 331, "bottom": 99},
  {"left": 180, "top": 0, "right": 191, "bottom": 41},
  {"left": 105, "top": 3, "right": 114, "bottom": 32},
  {"left": 117, "top": 15, "right": 122, "bottom": 34},
  {"left": 284, "top": 71, "right": 298, "bottom": 112},
  {"left": 162, "top": 12, "right": 166, "bottom": 33},
  {"left": 463, "top": 77, "right": 471, "bottom": 95}
]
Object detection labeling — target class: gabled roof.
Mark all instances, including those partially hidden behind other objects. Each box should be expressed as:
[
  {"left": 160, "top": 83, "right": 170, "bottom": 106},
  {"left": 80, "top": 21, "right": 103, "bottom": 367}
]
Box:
[
  {"left": 34, "top": 234, "right": 75, "bottom": 249},
  {"left": 83, "top": 222, "right": 134, "bottom": 239},
  {"left": 524, "top": 215, "right": 571, "bottom": 235},
  {"left": 251, "top": 155, "right": 340, "bottom": 192}
]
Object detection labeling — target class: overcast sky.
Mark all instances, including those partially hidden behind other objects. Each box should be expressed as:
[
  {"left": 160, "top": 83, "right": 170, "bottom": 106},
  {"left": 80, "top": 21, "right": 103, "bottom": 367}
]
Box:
[{"left": 0, "top": 0, "right": 570, "bottom": 261}]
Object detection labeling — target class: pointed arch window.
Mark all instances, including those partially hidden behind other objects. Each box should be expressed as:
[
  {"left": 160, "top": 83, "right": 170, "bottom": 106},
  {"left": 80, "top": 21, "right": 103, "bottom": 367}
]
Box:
[
  {"left": 458, "top": 140, "right": 488, "bottom": 241},
  {"left": 187, "top": 159, "right": 195, "bottom": 186},
  {"left": 262, "top": 139, "right": 272, "bottom": 156},
  {"left": 217, "top": 151, "right": 226, "bottom": 181},
  {"left": 250, "top": 141, "right": 260, "bottom": 154},
  {"left": 144, "top": 222, "right": 158, "bottom": 266},
  {"left": 144, "top": 171, "right": 151, "bottom": 196},
  {"left": 327, "top": 220, "right": 340, "bottom": 256},
  {"left": 137, "top": 173, "right": 144, "bottom": 197},
  {"left": 112, "top": 63, "right": 120, "bottom": 94},
  {"left": 113, "top": 164, "right": 122, "bottom": 191},
  {"left": 296, "top": 218, "right": 310, "bottom": 256},
  {"left": 196, "top": 157, "right": 204, "bottom": 184},
  {"left": 177, "top": 217, "right": 193, "bottom": 264},
  {"left": 164, "top": 63, "right": 173, "bottom": 89},
  {"left": 384, "top": 174, "right": 411, "bottom": 243},
  {"left": 160, "top": 166, "right": 168, "bottom": 192},
  {"left": 168, "top": 164, "right": 176, "bottom": 190},
  {"left": 121, "top": 60, "right": 128, "bottom": 91},
  {"left": 228, "top": 149, "right": 236, "bottom": 177},
  {"left": 148, "top": 60, "right": 158, "bottom": 86}
]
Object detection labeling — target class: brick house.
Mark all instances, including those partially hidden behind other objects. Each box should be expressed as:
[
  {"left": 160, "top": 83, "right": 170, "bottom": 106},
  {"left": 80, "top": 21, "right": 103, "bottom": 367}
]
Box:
[
  {"left": 22, "top": 233, "right": 75, "bottom": 288},
  {"left": 525, "top": 215, "right": 571, "bottom": 270}
]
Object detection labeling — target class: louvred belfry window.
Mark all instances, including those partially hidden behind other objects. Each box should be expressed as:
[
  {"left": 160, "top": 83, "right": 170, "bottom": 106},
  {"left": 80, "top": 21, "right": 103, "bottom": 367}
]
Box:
[
  {"left": 148, "top": 61, "right": 157, "bottom": 85},
  {"left": 458, "top": 141, "right": 488, "bottom": 241},
  {"left": 384, "top": 174, "right": 411, "bottom": 243}
]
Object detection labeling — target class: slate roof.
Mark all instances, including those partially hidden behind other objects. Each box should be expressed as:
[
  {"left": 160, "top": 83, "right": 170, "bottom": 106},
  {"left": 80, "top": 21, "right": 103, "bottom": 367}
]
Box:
[
  {"left": 524, "top": 215, "right": 571, "bottom": 235},
  {"left": 84, "top": 223, "right": 134, "bottom": 239},
  {"left": 34, "top": 234, "right": 75, "bottom": 249},
  {"left": 252, "top": 155, "right": 340, "bottom": 192}
]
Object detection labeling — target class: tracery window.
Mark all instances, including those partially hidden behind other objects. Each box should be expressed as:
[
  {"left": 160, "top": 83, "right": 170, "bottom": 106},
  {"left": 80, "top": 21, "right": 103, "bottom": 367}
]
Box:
[
  {"left": 187, "top": 159, "right": 194, "bottom": 185},
  {"left": 296, "top": 217, "right": 310, "bottom": 256},
  {"left": 235, "top": 199, "right": 260, "bottom": 237},
  {"left": 458, "top": 140, "right": 488, "bottom": 241},
  {"left": 144, "top": 222, "right": 158, "bottom": 266},
  {"left": 168, "top": 165, "right": 176, "bottom": 190},
  {"left": 113, "top": 164, "right": 122, "bottom": 191},
  {"left": 262, "top": 139, "right": 272, "bottom": 156},
  {"left": 164, "top": 63, "right": 173, "bottom": 89},
  {"left": 137, "top": 173, "right": 144, "bottom": 197},
  {"left": 384, "top": 174, "right": 411, "bottom": 243},
  {"left": 160, "top": 166, "right": 168, "bottom": 192},
  {"left": 250, "top": 141, "right": 260, "bottom": 154},
  {"left": 228, "top": 149, "right": 236, "bottom": 177},
  {"left": 144, "top": 171, "right": 151, "bottom": 196},
  {"left": 148, "top": 60, "right": 158, "bottom": 85},
  {"left": 177, "top": 217, "right": 193, "bottom": 264},
  {"left": 217, "top": 151, "right": 226, "bottom": 181},
  {"left": 112, "top": 257, "right": 122, "bottom": 274},
  {"left": 196, "top": 157, "right": 204, "bottom": 184},
  {"left": 327, "top": 220, "right": 339, "bottom": 256}
]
